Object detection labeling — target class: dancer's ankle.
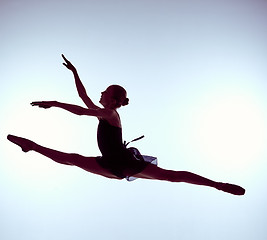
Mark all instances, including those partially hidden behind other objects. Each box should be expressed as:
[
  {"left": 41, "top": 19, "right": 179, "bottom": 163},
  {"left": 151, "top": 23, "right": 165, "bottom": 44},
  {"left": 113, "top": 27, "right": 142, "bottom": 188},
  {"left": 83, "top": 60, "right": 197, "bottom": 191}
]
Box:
[{"left": 214, "top": 182, "right": 245, "bottom": 195}]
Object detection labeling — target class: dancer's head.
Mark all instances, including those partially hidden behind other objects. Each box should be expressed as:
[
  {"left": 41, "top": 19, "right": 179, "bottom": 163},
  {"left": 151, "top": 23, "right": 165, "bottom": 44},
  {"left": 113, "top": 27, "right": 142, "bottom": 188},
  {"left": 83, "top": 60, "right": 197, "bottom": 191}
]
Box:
[{"left": 100, "top": 85, "right": 129, "bottom": 109}]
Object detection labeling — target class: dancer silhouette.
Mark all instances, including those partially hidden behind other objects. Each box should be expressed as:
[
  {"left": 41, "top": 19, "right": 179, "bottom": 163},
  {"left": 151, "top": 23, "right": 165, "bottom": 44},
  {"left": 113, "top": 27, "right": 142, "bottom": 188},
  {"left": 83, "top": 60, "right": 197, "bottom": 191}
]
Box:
[{"left": 7, "top": 54, "right": 245, "bottom": 195}]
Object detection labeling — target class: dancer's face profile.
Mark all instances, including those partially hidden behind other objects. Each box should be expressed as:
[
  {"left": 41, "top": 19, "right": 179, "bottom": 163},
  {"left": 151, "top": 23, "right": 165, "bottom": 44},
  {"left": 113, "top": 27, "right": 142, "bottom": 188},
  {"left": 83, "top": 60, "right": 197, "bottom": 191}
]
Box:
[{"left": 99, "top": 86, "right": 116, "bottom": 109}]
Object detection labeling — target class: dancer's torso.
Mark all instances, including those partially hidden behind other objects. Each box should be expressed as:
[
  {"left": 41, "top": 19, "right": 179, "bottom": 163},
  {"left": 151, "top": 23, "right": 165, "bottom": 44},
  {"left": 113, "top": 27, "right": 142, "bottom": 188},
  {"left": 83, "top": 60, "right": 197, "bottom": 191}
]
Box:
[{"left": 97, "top": 119, "right": 124, "bottom": 156}]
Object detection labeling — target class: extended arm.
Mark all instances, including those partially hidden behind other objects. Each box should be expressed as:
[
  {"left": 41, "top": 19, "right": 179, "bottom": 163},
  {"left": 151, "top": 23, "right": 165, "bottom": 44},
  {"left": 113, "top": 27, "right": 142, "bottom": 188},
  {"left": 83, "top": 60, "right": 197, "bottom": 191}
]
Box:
[
  {"left": 31, "top": 101, "right": 111, "bottom": 118},
  {"left": 62, "top": 54, "right": 99, "bottom": 110}
]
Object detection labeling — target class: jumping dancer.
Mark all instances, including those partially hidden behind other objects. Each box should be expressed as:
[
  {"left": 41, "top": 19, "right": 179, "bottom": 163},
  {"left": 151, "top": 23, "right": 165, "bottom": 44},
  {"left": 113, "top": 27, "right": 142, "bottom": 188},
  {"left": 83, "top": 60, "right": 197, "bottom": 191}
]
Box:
[{"left": 7, "top": 54, "right": 245, "bottom": 195}]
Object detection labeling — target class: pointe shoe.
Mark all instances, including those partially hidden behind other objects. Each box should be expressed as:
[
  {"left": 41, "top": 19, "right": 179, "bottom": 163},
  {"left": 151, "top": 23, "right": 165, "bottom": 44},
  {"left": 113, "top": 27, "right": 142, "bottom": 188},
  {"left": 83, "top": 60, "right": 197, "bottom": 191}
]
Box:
[
  {"left": 7, "top": 134, "right": 34, "bottom": 152},
  {"left": 216, "top": 182, "right": 245, "bottom": 196}
]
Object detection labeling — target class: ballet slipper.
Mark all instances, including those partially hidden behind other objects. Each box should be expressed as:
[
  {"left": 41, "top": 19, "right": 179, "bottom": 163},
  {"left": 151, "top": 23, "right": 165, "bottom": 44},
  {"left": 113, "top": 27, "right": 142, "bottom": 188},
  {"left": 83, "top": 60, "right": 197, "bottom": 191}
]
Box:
[
  {"left": 216, "top": 182, "right": 245, "bottom": 196},
  {"left": 7, "top": 135, "right": 34, "bottom": 152}
]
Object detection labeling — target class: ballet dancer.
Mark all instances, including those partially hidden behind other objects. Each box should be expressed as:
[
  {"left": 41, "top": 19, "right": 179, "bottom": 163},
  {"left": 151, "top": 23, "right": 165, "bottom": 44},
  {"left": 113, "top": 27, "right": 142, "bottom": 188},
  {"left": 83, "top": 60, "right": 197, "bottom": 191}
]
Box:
[{"left": 7, "top": 54, "right": 245, "bottom": 195}]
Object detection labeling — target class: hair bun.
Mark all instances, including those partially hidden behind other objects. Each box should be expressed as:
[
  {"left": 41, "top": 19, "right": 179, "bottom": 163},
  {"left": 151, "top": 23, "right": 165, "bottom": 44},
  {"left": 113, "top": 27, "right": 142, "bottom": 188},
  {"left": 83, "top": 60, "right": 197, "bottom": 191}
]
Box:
[{"left": 122, "top": 98, "right": 129, "bottom": 106}]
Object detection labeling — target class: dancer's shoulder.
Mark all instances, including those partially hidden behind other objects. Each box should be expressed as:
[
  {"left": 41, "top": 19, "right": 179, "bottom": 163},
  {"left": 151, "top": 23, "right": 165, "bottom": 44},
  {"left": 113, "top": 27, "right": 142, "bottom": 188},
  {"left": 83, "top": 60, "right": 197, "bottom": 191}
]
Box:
[{"left": 98, "top": 109, "right": 121, "bottom": 128}]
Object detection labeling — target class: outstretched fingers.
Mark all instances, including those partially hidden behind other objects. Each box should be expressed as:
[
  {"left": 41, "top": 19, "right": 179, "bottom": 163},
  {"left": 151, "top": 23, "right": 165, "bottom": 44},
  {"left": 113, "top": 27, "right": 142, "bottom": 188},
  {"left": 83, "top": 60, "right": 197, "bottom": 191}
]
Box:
[
  {"left": 62, "top": 54, "right": 68, "bottom": 66},
  {"left": 62, "top": 54, "right": 69, "bottom": 62},
  {"left": 62, "top": 54, "right": 75, "bottom": 71},
  {"left": 31, "top": 101, "right": 54, "bottom": 109}
]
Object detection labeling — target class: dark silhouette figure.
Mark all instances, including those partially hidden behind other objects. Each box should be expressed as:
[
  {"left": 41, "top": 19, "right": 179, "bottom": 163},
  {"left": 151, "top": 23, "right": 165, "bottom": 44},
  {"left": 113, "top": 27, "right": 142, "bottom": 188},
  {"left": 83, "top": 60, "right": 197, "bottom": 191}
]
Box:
[{"left": 7, "top": 54, "right": 245, "bottom": 196}]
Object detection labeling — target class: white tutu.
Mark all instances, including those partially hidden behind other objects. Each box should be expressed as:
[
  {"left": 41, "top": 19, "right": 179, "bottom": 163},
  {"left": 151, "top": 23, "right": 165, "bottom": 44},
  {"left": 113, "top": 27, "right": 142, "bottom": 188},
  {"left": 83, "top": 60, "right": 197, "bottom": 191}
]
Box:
[{"left": 126, "top": 147, "right": 158, "bottom": 181}]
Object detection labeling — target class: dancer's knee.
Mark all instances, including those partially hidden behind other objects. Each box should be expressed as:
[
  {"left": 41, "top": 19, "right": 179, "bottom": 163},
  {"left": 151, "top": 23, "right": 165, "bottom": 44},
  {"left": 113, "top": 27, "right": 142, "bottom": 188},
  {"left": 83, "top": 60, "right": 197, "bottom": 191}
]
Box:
[
  {"left": 143, "top": 165, "right": 179, "bottom": 182},
  {"left": 163, "top": 170, "right": 181, "bottom": 182},
  {"left": 158, "top": 169, "right": 189, "bottom": 182}
]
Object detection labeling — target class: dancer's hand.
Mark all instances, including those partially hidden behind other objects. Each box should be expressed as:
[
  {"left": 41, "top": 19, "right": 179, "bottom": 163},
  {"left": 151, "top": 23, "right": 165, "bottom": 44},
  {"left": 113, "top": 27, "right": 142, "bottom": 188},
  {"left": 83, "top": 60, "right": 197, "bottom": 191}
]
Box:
[
  {"left": 31, "top": 101, "right": 57, "bottom": 109},
  {"left": 62, "top": 54, "right": 76, "bottom": 71}
]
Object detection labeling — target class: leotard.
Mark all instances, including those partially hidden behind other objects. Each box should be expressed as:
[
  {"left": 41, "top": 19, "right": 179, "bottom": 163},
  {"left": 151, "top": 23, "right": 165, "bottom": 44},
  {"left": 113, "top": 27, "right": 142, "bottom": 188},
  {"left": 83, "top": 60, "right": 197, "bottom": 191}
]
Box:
[{"left": 96, "top": 119, "right": 150, "bottom": 179}]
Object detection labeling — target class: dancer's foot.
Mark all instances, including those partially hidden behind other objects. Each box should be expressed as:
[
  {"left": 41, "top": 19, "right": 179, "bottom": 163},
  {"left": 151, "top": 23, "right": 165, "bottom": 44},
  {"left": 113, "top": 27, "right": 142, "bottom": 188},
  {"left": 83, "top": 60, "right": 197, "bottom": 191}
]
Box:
[
  {"left": 7, "top": 135, "right": 35, "bottom": 152},
  {"left": 216, "top": 182, "right": 245, "bottom": 196}
]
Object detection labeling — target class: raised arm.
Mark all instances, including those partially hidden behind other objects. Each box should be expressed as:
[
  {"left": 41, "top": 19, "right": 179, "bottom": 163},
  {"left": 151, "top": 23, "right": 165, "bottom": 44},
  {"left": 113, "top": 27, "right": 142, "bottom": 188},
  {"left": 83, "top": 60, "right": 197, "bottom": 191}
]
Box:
[{"left": 62, "top": 54, "right": 99, "bottom": 110}]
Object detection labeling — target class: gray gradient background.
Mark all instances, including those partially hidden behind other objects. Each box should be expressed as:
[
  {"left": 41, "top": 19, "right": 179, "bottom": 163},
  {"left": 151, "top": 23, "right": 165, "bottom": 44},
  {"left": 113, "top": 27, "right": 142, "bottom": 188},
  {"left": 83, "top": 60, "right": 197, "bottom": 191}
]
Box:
[{"left": 1, "top": 0, "right": 267, "bottom": 239}]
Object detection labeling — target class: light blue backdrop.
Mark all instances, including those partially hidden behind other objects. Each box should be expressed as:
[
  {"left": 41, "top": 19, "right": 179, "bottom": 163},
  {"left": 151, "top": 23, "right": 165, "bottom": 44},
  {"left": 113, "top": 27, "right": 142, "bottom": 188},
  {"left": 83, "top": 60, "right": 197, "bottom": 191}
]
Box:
[{"left": 1, "top": 0, "right": 266, "bottom": 239}]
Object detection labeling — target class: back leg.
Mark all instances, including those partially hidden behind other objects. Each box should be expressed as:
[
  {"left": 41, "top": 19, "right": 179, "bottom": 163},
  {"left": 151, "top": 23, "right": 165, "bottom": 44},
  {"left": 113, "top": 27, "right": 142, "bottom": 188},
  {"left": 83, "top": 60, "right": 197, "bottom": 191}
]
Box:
[
  {"left": 134, "top": 164, "right": 216, "bottom": 186},
  {"left": 134, "top": 164, "right": 245, "bottom": 195}
]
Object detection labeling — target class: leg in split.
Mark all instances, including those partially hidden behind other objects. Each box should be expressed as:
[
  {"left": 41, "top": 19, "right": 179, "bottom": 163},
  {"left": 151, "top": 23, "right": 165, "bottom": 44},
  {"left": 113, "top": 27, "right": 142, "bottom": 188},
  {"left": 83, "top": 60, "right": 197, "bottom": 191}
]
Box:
[
  {"left": 7, "top": 135, "right": 120, "bottom": 179},
  {"left": 7, "top": 135, "right": 245, "bottom": 195},
  {"left": 134, "top": 163, "right": 245, "bottom": 195}
]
